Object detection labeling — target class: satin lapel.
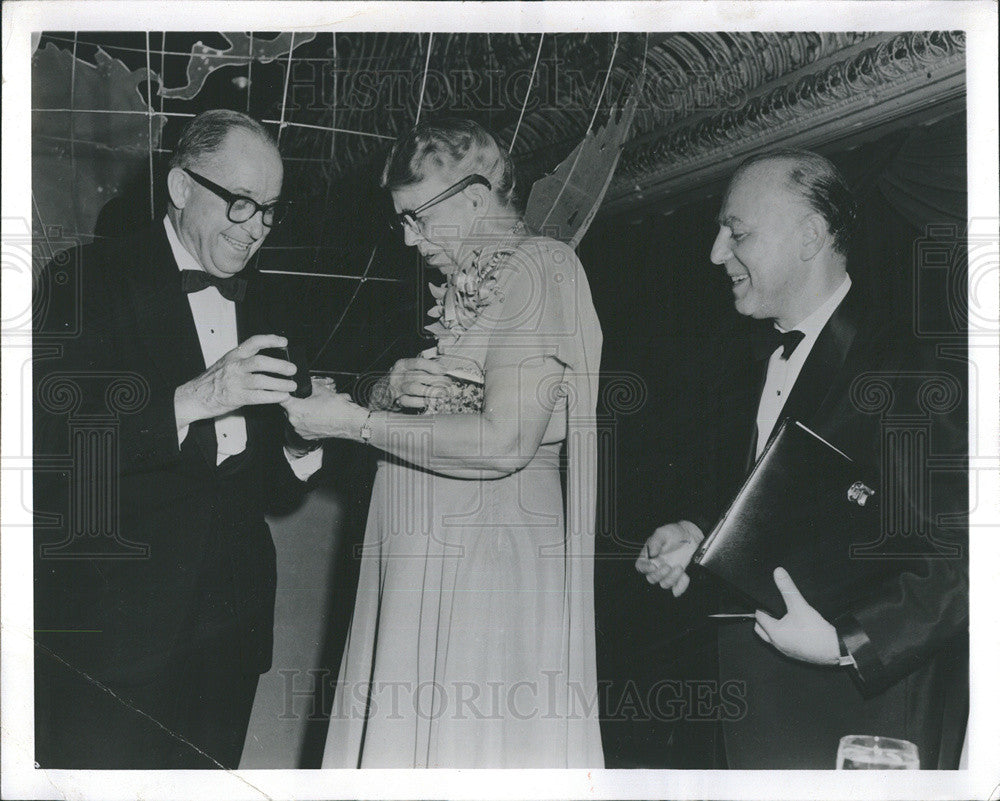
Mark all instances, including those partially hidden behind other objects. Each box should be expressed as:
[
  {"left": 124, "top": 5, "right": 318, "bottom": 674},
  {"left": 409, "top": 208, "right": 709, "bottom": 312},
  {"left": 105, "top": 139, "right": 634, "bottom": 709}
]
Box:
[
  {"left": 742, "top": 354, "right": 770, "bottom": 475},
  {"left": 235, "top": 268, "right": 265, "bottom": 342},
  {"left": 739, "top": 319, "right": 776, "bottom": 474},
  {"left": 775, "top": 287, "right": 865, "bottom": 438},
  {"left": 124, "top": 221, "right": 216, "bottom": 466}
]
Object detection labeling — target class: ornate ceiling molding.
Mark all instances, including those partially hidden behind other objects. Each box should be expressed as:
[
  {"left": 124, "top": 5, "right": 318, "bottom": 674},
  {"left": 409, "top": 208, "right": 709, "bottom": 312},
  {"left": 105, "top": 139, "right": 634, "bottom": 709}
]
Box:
[
  {"left": 601, "top": 31, "right": 966, "bottom": 215},
  {"left": 281, "top": 33, "right": 888, "bottom": 193},
  {"left": 110, "top": 30, "right": 961, "bottom": 215}
]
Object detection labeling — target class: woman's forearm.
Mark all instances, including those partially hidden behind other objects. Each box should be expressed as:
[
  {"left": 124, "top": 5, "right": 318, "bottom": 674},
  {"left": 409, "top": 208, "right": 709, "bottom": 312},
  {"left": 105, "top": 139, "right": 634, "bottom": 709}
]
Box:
[
  {"left": 285, "top": 359, "right": 564, "bottom": 477},
  {"left": 365, "top": 409, "right": 544, "bottom": 477}
]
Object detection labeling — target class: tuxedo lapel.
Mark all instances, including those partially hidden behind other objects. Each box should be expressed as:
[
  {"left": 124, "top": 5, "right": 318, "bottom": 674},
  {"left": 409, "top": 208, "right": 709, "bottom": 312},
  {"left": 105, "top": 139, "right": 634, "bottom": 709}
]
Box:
[
  {"left": 124, "top": 222, "right": 217, "bottom": 466},
  {"left": 218, "top": 267, "right": 275, "bottom": 476},
  {"left": 742, "top": 355, "right": 769, "bottom": 474},
  {"left": 215, "top": 271, "right": 268, "bottom": 476},
  {"left": 745, "top": 288, "right": 865, "bottom": 464},
  {"left": 235, "top": 270, "right": 257, "bottom": 343},
  {"left": 780, "top": 288, "right": 864, "bottom": 429}
]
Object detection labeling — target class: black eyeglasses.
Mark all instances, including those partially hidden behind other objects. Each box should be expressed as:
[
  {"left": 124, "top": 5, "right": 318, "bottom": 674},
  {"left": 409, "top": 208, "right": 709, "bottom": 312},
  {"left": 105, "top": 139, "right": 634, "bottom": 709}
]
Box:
[
  {"left": 391, "top": 174, "right": 492, "bottom": 234},
  {"left": 183, "top": 168, "right": 290, "bottom": 227}
]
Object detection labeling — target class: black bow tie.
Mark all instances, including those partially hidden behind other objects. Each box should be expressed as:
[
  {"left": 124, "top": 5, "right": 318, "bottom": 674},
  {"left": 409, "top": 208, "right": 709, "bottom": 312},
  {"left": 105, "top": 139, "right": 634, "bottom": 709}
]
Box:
[
  {"left": 752, "top": 326, "right": 805, "bottom": 361},
  {"left": 180, "top": 269, "right": 247, "bottom": 302}
]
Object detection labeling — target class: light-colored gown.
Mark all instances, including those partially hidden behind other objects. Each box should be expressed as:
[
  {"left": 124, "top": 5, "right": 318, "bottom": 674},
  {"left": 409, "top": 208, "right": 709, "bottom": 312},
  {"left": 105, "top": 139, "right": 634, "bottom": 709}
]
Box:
[{"left": 322, "top": 235, "right": 604, "bottom": 768}]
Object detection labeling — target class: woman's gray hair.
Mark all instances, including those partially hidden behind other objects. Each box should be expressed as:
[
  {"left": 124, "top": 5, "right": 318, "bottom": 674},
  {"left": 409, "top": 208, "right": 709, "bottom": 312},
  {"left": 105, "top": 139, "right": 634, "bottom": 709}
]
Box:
[{"left": 381, "top": 118, "right": 518, "bottom": 209}]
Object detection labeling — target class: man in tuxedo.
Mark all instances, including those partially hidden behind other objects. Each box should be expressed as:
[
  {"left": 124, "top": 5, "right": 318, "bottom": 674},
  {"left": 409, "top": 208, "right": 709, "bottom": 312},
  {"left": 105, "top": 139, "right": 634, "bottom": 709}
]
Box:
[
  {"left": 635, "top": 150, "right": 968, "bottom": 768},
  {"left": 33, "top": 109, "right": 322, "bottom": 768}
]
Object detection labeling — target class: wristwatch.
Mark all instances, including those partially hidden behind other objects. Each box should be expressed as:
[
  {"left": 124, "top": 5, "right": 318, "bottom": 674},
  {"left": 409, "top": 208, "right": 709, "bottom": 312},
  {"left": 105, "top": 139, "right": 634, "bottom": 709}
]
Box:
[{"left": 360, "top": 410, "right": 374, "bottom": 443}]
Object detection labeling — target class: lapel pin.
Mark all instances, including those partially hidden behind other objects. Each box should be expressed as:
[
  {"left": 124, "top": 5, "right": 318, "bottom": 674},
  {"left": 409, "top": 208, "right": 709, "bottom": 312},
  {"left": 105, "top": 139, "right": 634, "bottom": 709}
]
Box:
[{"left": 847, "top": 481, "right": 875, "bottom": 506}]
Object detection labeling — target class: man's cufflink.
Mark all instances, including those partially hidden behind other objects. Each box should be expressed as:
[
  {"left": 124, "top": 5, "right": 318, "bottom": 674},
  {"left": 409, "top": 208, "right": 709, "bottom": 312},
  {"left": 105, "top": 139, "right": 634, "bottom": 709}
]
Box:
[
  {"left": 286, "top": 443, "right": 321, "bottom": 459},
  {"left": 285, "top": 424, "right": 321, "bottom": 454},
  {"left": 837, "top": 632, "right": 857, "bottom": 667}
]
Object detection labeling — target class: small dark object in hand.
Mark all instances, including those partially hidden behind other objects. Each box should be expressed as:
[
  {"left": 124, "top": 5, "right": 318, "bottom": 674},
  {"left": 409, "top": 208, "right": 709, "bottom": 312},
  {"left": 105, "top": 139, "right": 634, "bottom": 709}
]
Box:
[{"left": 259, "top": 346, "right": 312, "bottom": 398}]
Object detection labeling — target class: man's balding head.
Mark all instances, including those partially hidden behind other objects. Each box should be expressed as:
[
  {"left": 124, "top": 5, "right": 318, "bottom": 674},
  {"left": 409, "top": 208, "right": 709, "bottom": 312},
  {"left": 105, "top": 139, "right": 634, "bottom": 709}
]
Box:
[
  {"left": 169, "top": 109, "right": 278, "bottom": 172},
  {"left": 729, "top": 150, "right": 857, "bottom": 258}
]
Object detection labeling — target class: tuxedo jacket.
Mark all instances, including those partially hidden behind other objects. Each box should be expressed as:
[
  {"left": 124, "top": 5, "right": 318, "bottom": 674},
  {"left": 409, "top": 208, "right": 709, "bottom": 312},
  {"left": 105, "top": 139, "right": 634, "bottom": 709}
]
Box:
[
  {"left": 33, "top": 221, "right": 305, "bottom": 686},
  {"left": 683, "top": 285, "right": 968, "bottom": 769}
]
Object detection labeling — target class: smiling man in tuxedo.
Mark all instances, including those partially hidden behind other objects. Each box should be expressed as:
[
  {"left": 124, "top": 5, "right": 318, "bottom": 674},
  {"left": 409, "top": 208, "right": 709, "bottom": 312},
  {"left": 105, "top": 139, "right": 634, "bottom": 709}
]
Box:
[
  {"left": 635, "top": 150, "right": 968, "bottom": 768},
  {"left": 34, "top": 109, "right": 321, "bottom": 769}
]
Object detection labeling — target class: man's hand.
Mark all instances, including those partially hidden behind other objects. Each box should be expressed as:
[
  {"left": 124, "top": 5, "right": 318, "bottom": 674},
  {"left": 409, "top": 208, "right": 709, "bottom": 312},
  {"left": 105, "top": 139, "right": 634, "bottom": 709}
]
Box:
[
  {"left": 174, "top": 334, "right": 297, "bottom": 430},
  {"left": 386, "top": 357, "right": 451, "bottom": 409},
  {"left": 635, "top": 520, "right": 704, "bottom": 597},
  {"left": 282, "top": 378, "right": 369, "bottom": 441},
  {"left": 754, "top": 567, "right": 840, "bottom": 665}
]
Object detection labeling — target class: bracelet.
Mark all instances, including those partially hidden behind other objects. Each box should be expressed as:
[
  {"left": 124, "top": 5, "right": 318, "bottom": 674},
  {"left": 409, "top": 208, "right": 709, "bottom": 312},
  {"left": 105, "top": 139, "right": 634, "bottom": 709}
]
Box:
[{"left": 359, "top": 409, "right": 374, "bottom": 443}]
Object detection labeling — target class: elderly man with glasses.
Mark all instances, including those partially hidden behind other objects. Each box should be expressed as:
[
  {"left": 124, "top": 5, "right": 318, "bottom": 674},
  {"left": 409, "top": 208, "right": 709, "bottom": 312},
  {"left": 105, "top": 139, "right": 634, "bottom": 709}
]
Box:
[{"left": 33, "top": 109, "right": 321, "bottom": 769}]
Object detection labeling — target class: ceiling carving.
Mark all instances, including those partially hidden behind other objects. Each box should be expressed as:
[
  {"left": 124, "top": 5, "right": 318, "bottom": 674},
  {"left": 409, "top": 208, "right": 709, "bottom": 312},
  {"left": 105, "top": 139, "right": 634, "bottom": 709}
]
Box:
[
  {"left": 32, "top": 29, "right": 967, "bottom": 226},
  {"left": 275, "top": 30, "right": 964, "bottom": 212},
  {"left": 606, "top": 30, "right": 966, "bottom": 213}
]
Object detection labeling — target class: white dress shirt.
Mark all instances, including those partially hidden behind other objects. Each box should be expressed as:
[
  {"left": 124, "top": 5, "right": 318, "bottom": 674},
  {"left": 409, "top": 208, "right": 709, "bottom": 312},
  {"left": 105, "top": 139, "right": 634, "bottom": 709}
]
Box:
[
  {"left": 755, "top": 275, "right": 852, "bottom": 459},
  {"left": 164, "top": 216, "right": 321, "bottom": 479}
]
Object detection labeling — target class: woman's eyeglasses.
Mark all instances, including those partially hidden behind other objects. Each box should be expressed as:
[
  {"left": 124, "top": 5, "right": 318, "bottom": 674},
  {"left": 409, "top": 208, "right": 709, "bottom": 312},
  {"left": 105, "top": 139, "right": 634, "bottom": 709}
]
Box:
[
  {"left": 183, "top": 168, "right": 290, "bottom": 227},
  {"left": 390, "top": 174, "right": 492, "bottom": 234}
]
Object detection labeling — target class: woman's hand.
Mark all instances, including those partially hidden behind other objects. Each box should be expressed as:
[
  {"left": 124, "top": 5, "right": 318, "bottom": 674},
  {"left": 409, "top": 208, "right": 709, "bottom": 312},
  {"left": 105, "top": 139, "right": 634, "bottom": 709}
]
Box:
[
  {"left": 282, "top": 378, "right": 369, "bottom": 441},
  {"left": 387, "top": 357, "right": 451, "bottom": 409}
]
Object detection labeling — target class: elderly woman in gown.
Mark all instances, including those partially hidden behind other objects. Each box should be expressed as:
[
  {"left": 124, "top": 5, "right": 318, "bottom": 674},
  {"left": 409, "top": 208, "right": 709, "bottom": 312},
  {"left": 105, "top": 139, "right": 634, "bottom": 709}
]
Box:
[{"left": 284, "top": 118, "right": 604, "bottom": 768}]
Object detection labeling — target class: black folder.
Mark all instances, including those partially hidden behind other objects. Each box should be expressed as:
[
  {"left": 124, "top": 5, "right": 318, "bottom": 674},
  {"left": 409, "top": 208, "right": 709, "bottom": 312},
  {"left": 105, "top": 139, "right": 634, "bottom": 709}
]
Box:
[{"left": 692, "top": 419, "right": 885, "bottom": 619}]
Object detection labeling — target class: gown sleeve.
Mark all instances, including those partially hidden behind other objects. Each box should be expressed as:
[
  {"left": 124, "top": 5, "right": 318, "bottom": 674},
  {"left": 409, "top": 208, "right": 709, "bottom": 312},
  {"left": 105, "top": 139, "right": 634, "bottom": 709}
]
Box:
[{"left": 484, "top": 236, "right": 607, "bottom": 764}]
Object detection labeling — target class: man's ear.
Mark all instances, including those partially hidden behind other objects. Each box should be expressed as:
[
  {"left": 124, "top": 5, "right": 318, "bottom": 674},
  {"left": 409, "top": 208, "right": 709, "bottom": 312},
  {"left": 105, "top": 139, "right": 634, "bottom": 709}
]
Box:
[
  {"left": 166, "top": 167, "right": 190, "bottom": 210},
  {"left": 799, "top": 213, "right": 828, "bottom": 261}
]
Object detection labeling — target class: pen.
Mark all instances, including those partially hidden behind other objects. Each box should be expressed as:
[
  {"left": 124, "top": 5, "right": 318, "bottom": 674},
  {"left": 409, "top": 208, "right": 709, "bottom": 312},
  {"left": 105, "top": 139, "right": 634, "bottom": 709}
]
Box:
[{"left": 707, "top": 613, "right": 757, "bottom": 619}]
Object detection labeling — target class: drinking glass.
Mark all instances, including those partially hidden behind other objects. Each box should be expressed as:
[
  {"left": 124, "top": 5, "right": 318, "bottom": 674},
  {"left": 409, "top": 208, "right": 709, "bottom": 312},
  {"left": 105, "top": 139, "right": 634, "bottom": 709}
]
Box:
[{"left": 836, "top": 735, "right": 920, "bottom": 769}]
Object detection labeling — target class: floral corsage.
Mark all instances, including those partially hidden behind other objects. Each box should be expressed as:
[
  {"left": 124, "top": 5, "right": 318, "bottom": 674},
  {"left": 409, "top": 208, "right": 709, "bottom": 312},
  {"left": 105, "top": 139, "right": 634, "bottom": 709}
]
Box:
[{"left": 421, "top": 240, "right": 518, "bottom": 414}]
